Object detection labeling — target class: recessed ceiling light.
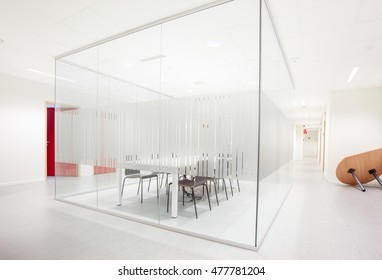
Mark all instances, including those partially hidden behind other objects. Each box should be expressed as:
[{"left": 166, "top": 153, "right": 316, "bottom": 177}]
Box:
[
  {"left": 187, "top": 89, "right": 193, "bottom": 93},
  {"left": 124, "top": 63, "right": 134, "bottom": 67},
  {"left": 206, "top": 40, "right": 221, "bottom": 48},
  {"left": 27, "top": 68, "right": 75, "bottom": 83},
  {"left": 346, "top": 67, "right": 359, "bottom": 83},
  {"left": 161, "top": 78, "right": 169, "bottom": 82}
]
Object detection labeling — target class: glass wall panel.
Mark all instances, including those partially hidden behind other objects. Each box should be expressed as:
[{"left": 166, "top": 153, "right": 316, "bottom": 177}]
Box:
[
  {"left": 257, "top": 0, "right": 294, "bottom": 246},
  {"left": 55, "top": 48, "right": 99, "bottom": 208},
  {"left": 55, "top": 0, "right": 294, "bottom": 249},
  {"left": 95, "top": 26, "right": 162, "bottom": 223},
  {"left": 159, "top": 0, "right": 260, "bottom": 246}
]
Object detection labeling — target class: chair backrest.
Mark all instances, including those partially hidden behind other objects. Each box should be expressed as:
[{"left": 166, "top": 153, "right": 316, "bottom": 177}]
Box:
[{"left": 125, "top": 169, "right": 140, "bottom": 175}]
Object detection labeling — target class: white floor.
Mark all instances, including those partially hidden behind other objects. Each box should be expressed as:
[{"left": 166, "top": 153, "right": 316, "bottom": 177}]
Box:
[{"left": 1, "top": 160, "right": 382, "bottom": 259}]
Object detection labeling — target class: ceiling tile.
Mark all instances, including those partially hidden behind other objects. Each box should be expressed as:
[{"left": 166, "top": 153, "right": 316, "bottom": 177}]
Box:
[
  {"left": 20, "top": 36, "right": 71, "bottom": 57},
  {"left": 61, "top": 9, "right": 124, "bottom": 42},
  {"left": 300, "top": 0, "right": 362, "bottom": 34},
  {"left": 23, "top": 0, "right": 87, "bottom": 23},
  {"left": 356, "top": 0, "right": 382, "bottom": 22},
  {"left": 349, "top": 20, "right": 382, "bottom": 43},
  {"left": 302, "top": 26, "right": 352, "bottom": 51},
  {"left": 266, "top": 0, "right": 299, "bottom": 16},
  {"left": 32, "top": 23, "right": 95, "bottom": 50},
  {"left": 272, "top": 12, "right": 301, "bottom": 38},
  {"left": 0, "top": 46, "right": 49, "bottom": 70},
  {"left": 298, "top": 0, "right": 343, "bottom": 11}
]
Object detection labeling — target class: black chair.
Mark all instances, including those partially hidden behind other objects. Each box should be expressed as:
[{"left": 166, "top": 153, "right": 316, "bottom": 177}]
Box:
[
  {"left": 121, "top": 169, "right": 158, "bottom": 203},
  {"left": 167, "top": 175, "right": 215, "bottom": 219}
]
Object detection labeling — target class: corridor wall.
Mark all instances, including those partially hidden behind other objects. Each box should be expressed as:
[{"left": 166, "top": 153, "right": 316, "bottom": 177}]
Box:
[{"left": 325, "top": 87, "right": 382, "bottom": 183}]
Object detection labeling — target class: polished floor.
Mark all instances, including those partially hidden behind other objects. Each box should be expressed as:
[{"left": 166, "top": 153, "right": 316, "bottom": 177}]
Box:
[{"left": 1, "top": 160, "right": 382, "bottom": 259}]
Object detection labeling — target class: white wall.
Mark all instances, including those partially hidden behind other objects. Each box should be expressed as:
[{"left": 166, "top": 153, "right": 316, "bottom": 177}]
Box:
[
  {"left": 324, "top": 88, "right": 382, "bottom": 183},
  {"left": 259, "top": 93, "right": 293, "bottom": 179},
  {"left": 303, "top": 129, "right": 318, "bottom": 158},
  {"left": 293, "top": 124, "right": 304, "bottom": 160},
  {"left": 0, "top": 74, "right": 53, "bottom": 186}
]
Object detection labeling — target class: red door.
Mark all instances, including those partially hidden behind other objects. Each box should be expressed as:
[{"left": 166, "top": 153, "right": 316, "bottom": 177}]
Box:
[{"left": 47, "top": 108, "right": 55, "bottom": 176}]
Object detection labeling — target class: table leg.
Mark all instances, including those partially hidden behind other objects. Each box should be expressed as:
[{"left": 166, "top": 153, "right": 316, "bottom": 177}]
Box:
[
  {"left": 171, "top": 173, "right": 178, "bottom": 218},
  {"left": 117, "top": 168, "right": 122, "bottom": 206}
]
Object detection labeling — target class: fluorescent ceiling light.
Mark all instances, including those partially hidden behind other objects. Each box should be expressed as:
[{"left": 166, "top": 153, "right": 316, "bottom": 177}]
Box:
[
  {"left": 27, "top": 68, "right": 76, "bottom": 82},
  {"left": 206, "top": 40, "right": 221, "bottom": 48},
  {"left": 140, "top": 54, "right": 165, "bottom": 62},
  {"left": 346, "top": 67, "right": 359, "bottom": 83}
]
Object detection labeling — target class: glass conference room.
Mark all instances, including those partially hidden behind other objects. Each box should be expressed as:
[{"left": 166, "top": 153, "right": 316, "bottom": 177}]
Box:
[{"left": 54, "top": 0, "right": 294, "bottom": 249}]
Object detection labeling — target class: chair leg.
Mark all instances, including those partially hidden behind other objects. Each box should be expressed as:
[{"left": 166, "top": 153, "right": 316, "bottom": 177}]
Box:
[
  {"left": 137, "top": 178, "right": 141, "bottom": 195},
  {"left": 121, "top": 177, "right": 127, "bottom": 197},
  {"left": 213, "top": 180, "right": 219, "bottom": 206},
  {"left": 182, "top": 187, "right": 185, "bottom": 206},
  {"left": 237, "top": 179, "right": 240, "bottom": 192},
  {"left": 147, "top": 177, "right": 151, "bottom": 192},
  {"left": 205, "top": 184, "right": 211, "bottom": 211},
  {"left": 160, "top": 173, "right": 164, "bottom": 188},
  {"left": 167, "top": 184, "right": 170, "bottom": 212},
  {"left": 192, "top": 188, "right": 198, "bottom": 219},
  {"left": 156, "top": 175, "right": 159, "bottom": 198},
  {"left": 229, "top": 179, "right": 234, "bottom": 196},
  {"left": 140, "top": 178, "right": 144, "bottom": 203},
  {"left": 223, "top": 179, "right": 228, "bottom": 200}
]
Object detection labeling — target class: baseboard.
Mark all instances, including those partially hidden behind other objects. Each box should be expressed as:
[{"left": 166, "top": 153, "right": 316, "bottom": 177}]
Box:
[{"left": 0, "top": 178, "right": 45, "bottom": 187}]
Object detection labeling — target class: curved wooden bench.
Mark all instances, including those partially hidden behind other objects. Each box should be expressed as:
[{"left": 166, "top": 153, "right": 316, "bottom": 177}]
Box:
[{"left": 336, "top": 148, "right": 382, "bottom": 191}]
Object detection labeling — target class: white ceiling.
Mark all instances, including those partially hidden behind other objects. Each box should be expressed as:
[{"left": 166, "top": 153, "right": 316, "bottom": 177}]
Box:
[
  {"left": 55, "top": 0, "right": 293, "bottom": 107},
  {"left": 267, "top": 0, "right": 382, "bottom": 124},
  {"left": 1, "top": 0, "right": 382, "bottom": 125}
]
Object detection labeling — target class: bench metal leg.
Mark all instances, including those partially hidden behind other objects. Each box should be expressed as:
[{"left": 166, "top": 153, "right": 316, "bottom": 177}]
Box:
[
  {"left": 348, "top": 168, "right": 366, "bottom": 192},
  {"left": 237, "top": 179, "right": 240, "bottom": 192},
  {"left": 368, "top": 169, "right": 382, "bottom": 187}
]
